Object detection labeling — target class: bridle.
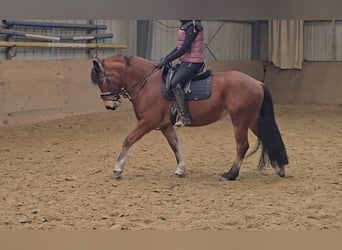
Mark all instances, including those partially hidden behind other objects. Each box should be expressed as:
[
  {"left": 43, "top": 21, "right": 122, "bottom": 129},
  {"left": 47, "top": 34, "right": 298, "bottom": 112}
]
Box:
[
  {"left": 99, "top": 74, "right": 126, "bottom": 102},
  {"left": 95, "top": 60, "right": 122, "bottom": 102},
  {"left": 98, "top": 63, "right": 159, "bottom": 103}
]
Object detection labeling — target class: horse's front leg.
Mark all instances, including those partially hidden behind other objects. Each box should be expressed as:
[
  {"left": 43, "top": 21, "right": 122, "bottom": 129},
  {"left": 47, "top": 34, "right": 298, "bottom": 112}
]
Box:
[
  {"left": 113, "top": 122, "right": 152, "bottom": 178},
  {"left": 160, "top": 126, "right": 186, "bottom": 177}
]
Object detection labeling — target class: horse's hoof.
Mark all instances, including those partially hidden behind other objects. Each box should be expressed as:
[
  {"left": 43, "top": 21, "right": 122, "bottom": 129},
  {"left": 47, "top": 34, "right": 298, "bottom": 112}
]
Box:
[
  {"left": 170, "top": 173, "right": 185, "bottom": 178},
  {"left": 277, "top": 168, "right": 286, "bottom": 178},
  {"left": 275, "top": 165, "right": 286, "bottom": 178},
  {"left": 113, "top": 170, "right": 122, "bottom": 179},
  {"left": 219, "top": 172, "right": 237, "bottom": 181}
]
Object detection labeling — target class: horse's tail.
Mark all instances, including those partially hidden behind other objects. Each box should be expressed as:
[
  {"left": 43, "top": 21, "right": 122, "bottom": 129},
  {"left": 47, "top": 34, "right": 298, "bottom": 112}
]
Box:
[{"left": 257, "top": 84, "right": 289, "bottom": 172}]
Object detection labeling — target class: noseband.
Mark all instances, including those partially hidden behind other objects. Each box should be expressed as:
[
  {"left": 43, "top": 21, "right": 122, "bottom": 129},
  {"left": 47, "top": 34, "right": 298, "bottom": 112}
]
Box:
[
  {"left": 99, "top": 79, "right": 122, "bottom": 102},
  {"left": 97, "top": 68, "right": 127, "bottom": 102}
]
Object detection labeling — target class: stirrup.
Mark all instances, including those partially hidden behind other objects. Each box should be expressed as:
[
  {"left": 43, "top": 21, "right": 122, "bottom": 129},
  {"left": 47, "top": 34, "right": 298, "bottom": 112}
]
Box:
[
  {"left": 181, "top": 115, "right": 191, "bottom": 126},
  {"left": 174, "top": 119, "right": 183, "bottom": 127}
]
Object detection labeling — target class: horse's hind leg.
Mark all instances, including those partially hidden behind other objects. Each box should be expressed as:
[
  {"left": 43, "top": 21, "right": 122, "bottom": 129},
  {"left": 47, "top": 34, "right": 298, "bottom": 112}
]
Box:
[
  {"left": 248, "top": 119, "right": 285, "bottom": 177},
  {"left": 160, "top": 126, "right": 186, "bottom": 177},
  {"left": 248, "top": 120, "right": 266, "bottom": 170},
  {"left": 220, "top": 124, "right": 249, "bottom": 181}
]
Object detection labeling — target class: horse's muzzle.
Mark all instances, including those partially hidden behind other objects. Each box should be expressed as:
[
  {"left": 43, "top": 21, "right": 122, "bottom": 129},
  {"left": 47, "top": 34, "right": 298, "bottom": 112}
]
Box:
[{"left": 103, "top": 100, "right": 121, "bottom": 111}]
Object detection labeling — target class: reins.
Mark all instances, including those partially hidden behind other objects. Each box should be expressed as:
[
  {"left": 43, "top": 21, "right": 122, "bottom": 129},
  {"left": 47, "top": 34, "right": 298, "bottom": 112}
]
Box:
[
  {"left": 101, "top": 64, "right": 159, "bottom": 102},
  {"left": 120, "top": 65, "right": 159, "bottom": 101}
]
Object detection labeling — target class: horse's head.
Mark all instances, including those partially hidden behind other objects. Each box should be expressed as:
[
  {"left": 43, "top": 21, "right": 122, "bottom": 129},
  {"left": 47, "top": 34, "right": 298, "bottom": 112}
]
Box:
[{"left": 91, "top": 58, "right": 122, "bottom": 110}]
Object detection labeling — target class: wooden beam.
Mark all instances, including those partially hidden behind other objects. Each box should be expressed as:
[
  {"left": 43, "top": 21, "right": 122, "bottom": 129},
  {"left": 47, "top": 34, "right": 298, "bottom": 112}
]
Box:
[
  {"left": 0, "top": 41, "right": 127, "bottom": 49},
  {"left": 2, "top": 20, "right": 107, "bottom": 30},
  {"left": 0, "top": 29, "right": 113, "bottom": 41}
]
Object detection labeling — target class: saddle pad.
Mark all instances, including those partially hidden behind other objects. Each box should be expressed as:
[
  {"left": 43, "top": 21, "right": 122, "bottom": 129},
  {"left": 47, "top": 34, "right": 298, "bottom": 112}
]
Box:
[{"left": 161, "top": 76, "right": 212, "bottom": 101}]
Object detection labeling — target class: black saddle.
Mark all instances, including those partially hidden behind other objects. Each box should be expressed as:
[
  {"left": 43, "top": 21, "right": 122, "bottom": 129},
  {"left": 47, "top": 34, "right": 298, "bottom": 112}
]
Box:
[{"left": 161, "top": 63, "right": 212, "bottom": 101}]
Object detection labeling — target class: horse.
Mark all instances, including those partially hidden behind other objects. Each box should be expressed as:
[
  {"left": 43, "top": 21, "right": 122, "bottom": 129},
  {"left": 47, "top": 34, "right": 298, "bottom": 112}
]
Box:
[{"left": 90, "top": 54, "right": 288, "bottom": 181}]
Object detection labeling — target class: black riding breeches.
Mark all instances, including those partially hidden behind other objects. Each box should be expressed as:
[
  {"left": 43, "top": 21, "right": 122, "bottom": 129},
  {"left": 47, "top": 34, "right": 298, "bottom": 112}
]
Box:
[{"left": 170, "top": 62, "right": 204, "bottom": 89}]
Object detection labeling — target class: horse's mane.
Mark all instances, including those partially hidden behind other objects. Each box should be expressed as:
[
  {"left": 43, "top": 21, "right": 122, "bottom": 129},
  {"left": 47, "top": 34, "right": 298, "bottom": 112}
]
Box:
[
  {"left": 106, "top": 54, "right": 154, "bottom": 67},
  {"left": 123, "top": 55, "right": 130, "bottom": 66},
  {"left": 122, "top": 56, "right": 156, "bottom": 74},
  {"left": 127, "top": 56, "right": 155, "bottom": 66},
  {"left": 90, "top": 55, "right": 155, "bottom": 85}
]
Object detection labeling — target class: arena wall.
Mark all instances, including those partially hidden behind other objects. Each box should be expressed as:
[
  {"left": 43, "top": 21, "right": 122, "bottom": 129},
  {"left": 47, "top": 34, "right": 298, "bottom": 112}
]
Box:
[
  {"left": 0, "top": 59, "right": 105, "bottom": 125},
  {"left": 264, "top": 62, "right": 342, "bottom": 105},
  {"left": 0, "top": 59, "right": 341, "bottom": 126}
]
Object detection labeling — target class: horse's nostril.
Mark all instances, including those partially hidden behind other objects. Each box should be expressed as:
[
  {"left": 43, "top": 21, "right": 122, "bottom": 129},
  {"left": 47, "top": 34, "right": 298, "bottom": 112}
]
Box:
[{"left": 105, "top": 106, "right": 116, "bottom": 110}]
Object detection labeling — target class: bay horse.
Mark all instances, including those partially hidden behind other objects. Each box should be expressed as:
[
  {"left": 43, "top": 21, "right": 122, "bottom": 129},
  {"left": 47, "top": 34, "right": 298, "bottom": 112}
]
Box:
[{"left": 90, "top": 55, "right": 288, "bottom": 181}]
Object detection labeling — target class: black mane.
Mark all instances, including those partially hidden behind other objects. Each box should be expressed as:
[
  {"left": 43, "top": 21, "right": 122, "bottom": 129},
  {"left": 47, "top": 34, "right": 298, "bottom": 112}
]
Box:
[{"left": 124, "top": 55, "right": 131, "bottom": 66}]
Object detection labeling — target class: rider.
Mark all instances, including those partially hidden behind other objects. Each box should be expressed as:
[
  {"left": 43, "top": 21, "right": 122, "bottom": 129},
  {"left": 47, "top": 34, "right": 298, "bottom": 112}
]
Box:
[{"left": 157, "top": 20, "right": 205, "bottom": 126}]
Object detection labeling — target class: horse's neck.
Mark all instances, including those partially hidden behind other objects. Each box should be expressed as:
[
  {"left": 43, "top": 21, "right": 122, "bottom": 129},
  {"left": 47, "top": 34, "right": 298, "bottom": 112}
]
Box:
[
  {"left": 124, "top": 57, "right": 155, "bottom": 88},
  {"left": 130, "top": 57, "right": 155, "bottom": 74}
]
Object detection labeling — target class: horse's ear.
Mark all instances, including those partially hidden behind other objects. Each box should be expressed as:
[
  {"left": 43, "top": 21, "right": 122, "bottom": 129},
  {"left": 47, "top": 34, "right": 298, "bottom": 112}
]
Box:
[{"left": 92, "top": 59, "right": 102, "bottom": 72}]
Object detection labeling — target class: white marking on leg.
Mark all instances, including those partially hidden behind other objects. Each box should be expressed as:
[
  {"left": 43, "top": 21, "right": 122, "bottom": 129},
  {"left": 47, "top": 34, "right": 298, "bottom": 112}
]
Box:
[
  {"left": 174, "top": 161, "right": 186, "bottom": 176},
  {"left": 114, "top": 148, "right": 128, "bottom": 174},
  {"left": 274, "top": 164, "right": 286, "bottom": 177},
  {"left": 174, "top": 143, "right": 186, "bottom": 176},
  {"left": 114, "top": 159, "right": 125, "bottom": 173}
]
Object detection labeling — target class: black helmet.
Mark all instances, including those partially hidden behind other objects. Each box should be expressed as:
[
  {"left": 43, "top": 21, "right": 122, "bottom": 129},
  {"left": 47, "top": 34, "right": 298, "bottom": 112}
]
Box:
[
  {"left": 180, "top": 20, "right": 202, "bottom": 24},
  {"left": 180, "top": 20, "right": 192, "bottom": 25}
]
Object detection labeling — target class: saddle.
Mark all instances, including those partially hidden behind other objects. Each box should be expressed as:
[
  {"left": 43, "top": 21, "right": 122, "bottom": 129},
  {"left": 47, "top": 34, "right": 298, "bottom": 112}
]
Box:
[{"left": 161, "top": 63, "right": 212, "bottom": 101}]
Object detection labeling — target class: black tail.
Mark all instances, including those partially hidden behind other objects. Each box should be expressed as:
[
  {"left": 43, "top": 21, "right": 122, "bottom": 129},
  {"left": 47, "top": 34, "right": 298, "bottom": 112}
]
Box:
[{"left": 258, "top": 85, "right": 288, "bottom": 170}]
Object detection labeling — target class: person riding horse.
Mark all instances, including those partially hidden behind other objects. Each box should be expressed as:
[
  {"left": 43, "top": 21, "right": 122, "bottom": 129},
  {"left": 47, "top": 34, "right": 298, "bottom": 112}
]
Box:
[
  {"left": 157, "top": 20, "right": 205, "bottom": 126},
  {"left": 91, "top": 54, "right": 288, "bottom": 180}
]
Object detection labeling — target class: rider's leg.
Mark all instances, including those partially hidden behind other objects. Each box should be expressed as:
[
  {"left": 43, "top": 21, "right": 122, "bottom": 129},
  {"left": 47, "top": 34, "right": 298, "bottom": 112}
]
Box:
[
  {"left": 170, "top": 62, "right": 203, "bottom": 126},
  {"left": 172, "top": 84, "right": 191, "bottom": 125}
]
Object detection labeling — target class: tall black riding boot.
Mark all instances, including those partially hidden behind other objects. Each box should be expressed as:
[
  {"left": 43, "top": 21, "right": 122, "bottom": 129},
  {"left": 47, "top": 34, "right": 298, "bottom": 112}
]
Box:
[{"left": 172, "top": 84, "right": 191, "bottom": 125}]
